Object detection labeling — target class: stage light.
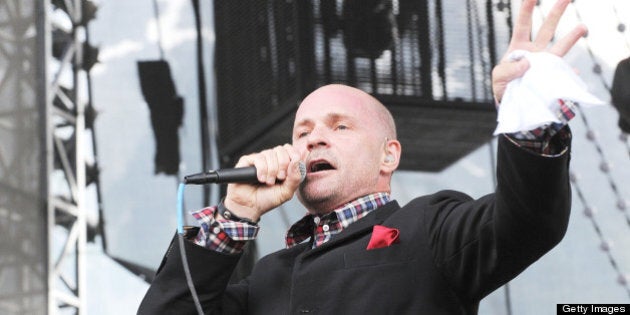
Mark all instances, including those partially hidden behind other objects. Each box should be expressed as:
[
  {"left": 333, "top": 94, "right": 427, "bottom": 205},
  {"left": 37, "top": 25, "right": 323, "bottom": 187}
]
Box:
[
  {"left": 52, "top": 28, "right": 72, "bottom": 61},
  {"left": 80, "top": 0, "right": 98, "bottom": 26},
  {"left": 52, "top": 0, "right": 98, "bottom": 26},
  {"left": 81, "top": 42, "right": 99, "bottom": 71},
  {"left": 85, "top": 162, "right": 99, "bottom": 187},
  {"left": 85, "top": 103, "right": 97, "bottom": 130},
  {"left": 52, "top": 131, "right": 100, "bottom": 187},
  {"left": 51, "top": 0, "right": 68, "bottom": 13},
  {"left": 51, "top": 28, "right": 99, "bottom": 70}
]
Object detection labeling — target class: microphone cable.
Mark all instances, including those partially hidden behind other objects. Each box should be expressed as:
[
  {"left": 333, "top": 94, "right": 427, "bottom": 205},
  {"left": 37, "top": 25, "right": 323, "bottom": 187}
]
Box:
[{"left": 177, "top": 183, "right": 205, "bottom": 315}]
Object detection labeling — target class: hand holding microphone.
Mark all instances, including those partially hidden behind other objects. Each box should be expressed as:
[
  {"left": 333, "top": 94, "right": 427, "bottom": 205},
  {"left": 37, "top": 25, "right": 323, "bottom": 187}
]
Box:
[
  {"left": 187, "top": 144, "right": 305, "bottom": 223},
  {"left": 183, "top": 162, "right": 306, "bottom": 184}
]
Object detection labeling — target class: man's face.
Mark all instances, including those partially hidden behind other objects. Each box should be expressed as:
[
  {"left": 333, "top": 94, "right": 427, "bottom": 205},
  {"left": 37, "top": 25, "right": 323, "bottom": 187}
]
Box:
[{"left": 292, "top": 85, "right": 387, "bottom": 214}]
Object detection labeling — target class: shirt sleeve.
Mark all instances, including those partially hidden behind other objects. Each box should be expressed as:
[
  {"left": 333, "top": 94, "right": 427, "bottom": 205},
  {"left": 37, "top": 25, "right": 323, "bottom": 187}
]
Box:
[
  {"left": 191, "top": 206, "right": 259, "bottom": 254},
  {"left": 504, "top": 99, "right": 575, "bottom": 156}
]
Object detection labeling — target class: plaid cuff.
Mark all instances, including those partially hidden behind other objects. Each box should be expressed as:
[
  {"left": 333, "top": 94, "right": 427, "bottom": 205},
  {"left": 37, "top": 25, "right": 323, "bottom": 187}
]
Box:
[
  {"left": 506, "top": 99, "right": 575, "bottom": 156},
  {"left": 191, "top": 206, "right": 259, "bottom": 254}
]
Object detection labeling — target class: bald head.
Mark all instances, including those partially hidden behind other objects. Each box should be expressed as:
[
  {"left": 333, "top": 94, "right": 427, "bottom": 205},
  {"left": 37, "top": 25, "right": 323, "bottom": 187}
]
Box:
[
  {"left": 295, "top": 84, "right": 397, "bottom": 141},
  {"left": 291, "top": 84, "right": 402, "bottom": 213}
]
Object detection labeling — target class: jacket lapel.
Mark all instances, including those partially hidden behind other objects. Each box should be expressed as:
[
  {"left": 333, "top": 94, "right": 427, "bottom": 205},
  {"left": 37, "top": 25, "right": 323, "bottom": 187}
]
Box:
[{"left": 301, "top": 200, "right": 400, "bottom": 258}]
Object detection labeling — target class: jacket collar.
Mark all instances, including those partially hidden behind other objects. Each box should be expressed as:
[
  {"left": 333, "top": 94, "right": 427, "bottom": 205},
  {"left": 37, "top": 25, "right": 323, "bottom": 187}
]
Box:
[{"left": 300, "top": 200, "right": 400, "bottom": 258}]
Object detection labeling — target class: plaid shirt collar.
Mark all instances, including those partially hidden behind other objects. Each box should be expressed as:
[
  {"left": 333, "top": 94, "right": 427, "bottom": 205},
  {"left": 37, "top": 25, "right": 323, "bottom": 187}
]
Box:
[{"left": 285, "top": 192, "right": 391, "bottom": 248}]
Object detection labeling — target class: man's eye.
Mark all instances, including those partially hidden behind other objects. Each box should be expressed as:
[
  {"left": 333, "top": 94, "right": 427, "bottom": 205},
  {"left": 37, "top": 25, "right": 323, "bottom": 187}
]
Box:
[
  {"left": 298, "top": 131, "right": 309, "bottom": 138},
  {"left": 335, "top": 125, "right": 348, "bottom": 130}
]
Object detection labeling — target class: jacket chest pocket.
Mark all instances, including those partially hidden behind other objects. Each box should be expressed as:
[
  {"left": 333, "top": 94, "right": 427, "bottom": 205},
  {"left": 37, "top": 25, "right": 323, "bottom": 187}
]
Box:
[{"left": 343, "top": 243, "right": 411, "bottom": 269}]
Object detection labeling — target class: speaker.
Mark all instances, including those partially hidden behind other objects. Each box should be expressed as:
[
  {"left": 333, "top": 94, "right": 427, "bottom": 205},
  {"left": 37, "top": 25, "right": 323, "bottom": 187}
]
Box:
[{"left": 137, "top": 60, "right": 184, "bottom": 175}]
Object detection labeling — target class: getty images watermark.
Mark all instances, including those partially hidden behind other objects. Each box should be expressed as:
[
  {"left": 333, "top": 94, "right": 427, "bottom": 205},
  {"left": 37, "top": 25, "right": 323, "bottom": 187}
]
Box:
[{"left": 557, "top": 304, "right": 629, "bottom": 314}]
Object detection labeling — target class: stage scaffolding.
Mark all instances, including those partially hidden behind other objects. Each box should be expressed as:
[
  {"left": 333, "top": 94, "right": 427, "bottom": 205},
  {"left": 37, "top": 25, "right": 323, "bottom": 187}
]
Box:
[
  {"left": 1, "top": 0, "right": 98, "bottom": 314},
  {"left": 0, "top": 1, "right": 48, "bottom": 314},
  {"left": 45, "top": 0, "right": 100, "bottom": 313}
]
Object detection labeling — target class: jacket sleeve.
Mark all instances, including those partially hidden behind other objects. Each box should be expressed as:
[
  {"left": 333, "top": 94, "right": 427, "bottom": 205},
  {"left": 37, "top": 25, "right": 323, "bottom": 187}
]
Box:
[
  {"left": 425, "top": 129, "right": 572, "bottom": 303},
  {"left": 137, "top": 232, "right": 249, "bottom": 314}
]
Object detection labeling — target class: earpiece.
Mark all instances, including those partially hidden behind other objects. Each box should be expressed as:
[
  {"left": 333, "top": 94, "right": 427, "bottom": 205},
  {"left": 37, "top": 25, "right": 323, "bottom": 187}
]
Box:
[{"left": 385, "top": 155, "right": 394, "bottom": 163}]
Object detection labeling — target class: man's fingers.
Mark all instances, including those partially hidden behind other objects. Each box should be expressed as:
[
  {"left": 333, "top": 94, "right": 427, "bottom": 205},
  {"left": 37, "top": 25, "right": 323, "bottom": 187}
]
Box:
[
  {"left": 274, "top": 145, "right": 291, "bottom": 181},
  {"left": 283, "top": 144, "right": 302, "bottom": 182},
  {"left": 237, "top": 145, "right": 302, "bottom": 185},
  {"left": 262, "top": 148, "right": 280, "bottom": 185},
  {"left": 492, "top": 59, "right": 530, "bottom": 101},
  {"left": 511, "top": 0, "right": 537, "bottom": 44},
  {"left": 549, "top": 24, "right": 587, "bottom": 57},
  {"left": 533, "top": 0, "right": 571, "bottom": 48}
]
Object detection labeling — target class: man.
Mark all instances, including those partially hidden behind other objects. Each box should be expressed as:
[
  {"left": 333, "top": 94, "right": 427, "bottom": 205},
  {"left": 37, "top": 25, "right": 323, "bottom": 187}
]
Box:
[{"left": 139, "top": 0, "right": 584, "bottom": 313}]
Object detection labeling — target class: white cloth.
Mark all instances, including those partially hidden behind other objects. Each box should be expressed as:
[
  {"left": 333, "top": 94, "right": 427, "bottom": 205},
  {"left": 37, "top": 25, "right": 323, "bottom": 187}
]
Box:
[{"left": 494, "top": 50, "right": 604, "bottom": 135}]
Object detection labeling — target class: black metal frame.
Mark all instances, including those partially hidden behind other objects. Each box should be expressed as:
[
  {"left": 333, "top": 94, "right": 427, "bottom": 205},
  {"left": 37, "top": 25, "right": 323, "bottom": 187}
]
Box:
[{"left": 214, "top": 0, "right": 512, "bottom": 172}]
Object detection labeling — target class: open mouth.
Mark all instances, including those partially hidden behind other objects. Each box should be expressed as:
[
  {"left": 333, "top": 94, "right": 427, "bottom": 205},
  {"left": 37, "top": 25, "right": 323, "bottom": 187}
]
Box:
[{"left": 308, "top": 160, "right": 335, "bottom": 173}]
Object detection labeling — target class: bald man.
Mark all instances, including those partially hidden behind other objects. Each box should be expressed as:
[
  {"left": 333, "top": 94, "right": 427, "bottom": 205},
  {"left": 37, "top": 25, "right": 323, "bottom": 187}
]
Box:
[{"left": 138, "top": 0, "right": 582, "bottom": 314}]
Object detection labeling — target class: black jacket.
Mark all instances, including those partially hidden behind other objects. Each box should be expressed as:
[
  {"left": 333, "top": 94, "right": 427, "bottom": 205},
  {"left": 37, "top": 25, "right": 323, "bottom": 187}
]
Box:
[{"left": 138, "top": 134, "right": 572, "bottom": 314}]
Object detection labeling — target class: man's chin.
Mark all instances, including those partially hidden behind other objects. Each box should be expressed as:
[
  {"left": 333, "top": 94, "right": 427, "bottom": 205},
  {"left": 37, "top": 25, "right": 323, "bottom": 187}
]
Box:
[{"left": 297, "top": 187, "right": 336, "bottom": 212}]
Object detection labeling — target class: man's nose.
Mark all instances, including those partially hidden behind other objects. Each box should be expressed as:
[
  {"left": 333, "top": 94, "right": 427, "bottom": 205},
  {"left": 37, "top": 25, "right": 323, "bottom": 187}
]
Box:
[{"left": 306, "top": 128, "right": 329, "bottom": 150}]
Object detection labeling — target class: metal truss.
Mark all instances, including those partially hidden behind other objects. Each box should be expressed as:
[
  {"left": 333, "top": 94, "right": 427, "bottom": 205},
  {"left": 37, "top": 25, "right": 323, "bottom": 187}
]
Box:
[
  {"left": 0, "top": 1, "right": 48, "bottom": 315},
  {"left": 46, "top": 0, "right": 98, "bottom": 313}
]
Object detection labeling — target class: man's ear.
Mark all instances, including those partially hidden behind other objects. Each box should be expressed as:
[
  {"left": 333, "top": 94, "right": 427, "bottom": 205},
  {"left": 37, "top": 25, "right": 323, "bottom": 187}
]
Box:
[{"left": 381, "top": 139, "right": 401, "bottom": 173}]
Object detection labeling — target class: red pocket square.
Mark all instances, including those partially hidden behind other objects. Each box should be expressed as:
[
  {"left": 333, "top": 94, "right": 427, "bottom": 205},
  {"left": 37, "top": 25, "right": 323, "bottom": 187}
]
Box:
[{"left": 366, "top": 225, "right": 400, "bottom": 250}]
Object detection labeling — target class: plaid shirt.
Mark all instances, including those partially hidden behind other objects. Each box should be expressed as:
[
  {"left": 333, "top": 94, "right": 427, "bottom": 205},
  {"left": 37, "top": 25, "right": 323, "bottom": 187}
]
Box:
[
  {"left": 192, "top": 206, "right": 259, "bottom": 254},
  {"left": 285, "top": 192, "right": 390, "bottom": 248},
  {"left": 192, "top": 99, "right": 576, "bottom": 254},
  {"left": 192, "top": 192, "right": 390, "bottom": 253},
  {"left": 505, "top": 99, "right": 575, "bottom": 156}
]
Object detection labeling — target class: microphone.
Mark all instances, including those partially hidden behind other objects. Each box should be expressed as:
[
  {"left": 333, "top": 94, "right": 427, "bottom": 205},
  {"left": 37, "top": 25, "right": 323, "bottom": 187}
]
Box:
[{"left": 184, "top": 162, "right": 307, "bottom": 185}]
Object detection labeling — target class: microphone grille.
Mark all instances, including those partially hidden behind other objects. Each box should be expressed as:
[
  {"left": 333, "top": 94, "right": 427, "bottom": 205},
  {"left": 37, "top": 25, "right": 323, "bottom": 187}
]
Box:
[{"left": 298, "top": 161, "right": 307, "bottom": 182}]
